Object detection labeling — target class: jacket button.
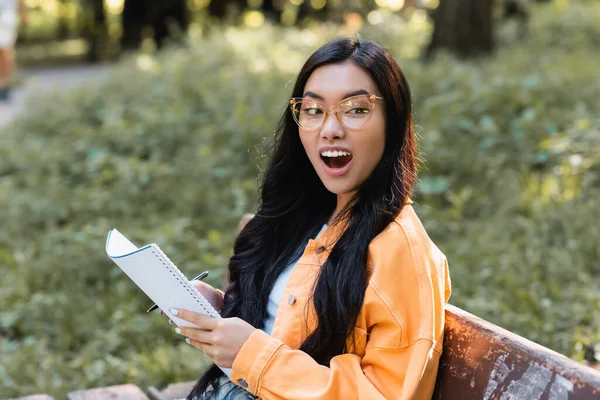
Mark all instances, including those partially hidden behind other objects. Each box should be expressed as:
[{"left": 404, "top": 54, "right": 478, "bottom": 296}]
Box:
[
  {"left": 238, "top": 379, "right": 248, "bottom": 388},
  {"left": 315, "top": 246, "right": 326, "bottom": 254},
  {"left": 288, "top": 294, "right": 297, "bottom": 305}
]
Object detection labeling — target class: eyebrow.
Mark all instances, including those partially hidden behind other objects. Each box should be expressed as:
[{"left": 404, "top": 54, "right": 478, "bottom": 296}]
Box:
[{"left": 303, "top": 89, "right": 370, "bottom": 101}]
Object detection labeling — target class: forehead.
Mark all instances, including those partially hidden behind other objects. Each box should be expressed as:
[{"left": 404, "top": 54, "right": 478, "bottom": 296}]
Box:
[{"left": 303, "top": 61, "right": 380, "bottom": 102}]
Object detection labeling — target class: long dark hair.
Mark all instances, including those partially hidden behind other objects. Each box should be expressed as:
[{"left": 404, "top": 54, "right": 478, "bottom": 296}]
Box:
[{"left": 188, "top": 37, "right": 416, "bottom": 398}]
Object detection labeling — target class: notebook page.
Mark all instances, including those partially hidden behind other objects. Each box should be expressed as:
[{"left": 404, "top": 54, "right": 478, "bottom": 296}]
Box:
[{"left": 106, "top": 229, "right": 231, "bottom": 377}]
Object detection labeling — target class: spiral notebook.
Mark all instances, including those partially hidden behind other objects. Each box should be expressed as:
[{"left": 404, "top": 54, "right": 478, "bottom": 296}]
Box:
[{"left": 105, "top": 228, "right": 231, "bottom": 376}]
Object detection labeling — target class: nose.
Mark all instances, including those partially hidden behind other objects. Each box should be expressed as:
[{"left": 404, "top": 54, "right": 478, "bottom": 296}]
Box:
[{"left": 319, "top": 112, "right": 346, "bottom": 141}]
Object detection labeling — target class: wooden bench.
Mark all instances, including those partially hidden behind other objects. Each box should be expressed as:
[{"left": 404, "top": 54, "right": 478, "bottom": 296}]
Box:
[
  {"left": 432, "top": 305, "right": 600, "bottom": 399},
  {"left": 15, "top": 303, "right": 598, "bottom": 400},
  {"left": 146, "top": 305, "right": 600, "bottom": 400}
]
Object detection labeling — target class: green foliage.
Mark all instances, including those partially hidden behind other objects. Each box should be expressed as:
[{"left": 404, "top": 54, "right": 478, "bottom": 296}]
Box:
[{"left": 1, "top": 1, "right": 600, "bottom": 397}]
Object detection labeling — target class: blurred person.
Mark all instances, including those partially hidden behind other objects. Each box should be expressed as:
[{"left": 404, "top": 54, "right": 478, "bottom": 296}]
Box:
[
  {"left": 0, "top": 0, "right": 26, "bottom": 102},
  {"left": 161, "top": 38, "right": 451, "bottom": 400}
]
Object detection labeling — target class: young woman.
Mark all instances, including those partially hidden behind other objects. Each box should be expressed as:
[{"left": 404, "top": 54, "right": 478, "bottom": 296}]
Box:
[
  {"left": 167, "top": 37, "right": 451, "bottom": 400},
  {"left": 0, "top": 0, "right": 26, "bottom": 102}
]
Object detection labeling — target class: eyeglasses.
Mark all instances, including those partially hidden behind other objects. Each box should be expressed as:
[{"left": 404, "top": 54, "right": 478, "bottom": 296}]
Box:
[{"left": 289, "top": 94, "right": 384, "bottom": 131}]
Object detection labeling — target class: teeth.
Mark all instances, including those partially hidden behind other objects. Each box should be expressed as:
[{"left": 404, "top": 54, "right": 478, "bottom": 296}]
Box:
[{"left": 321, "top": 150, "right": 351, "bottom": 157}]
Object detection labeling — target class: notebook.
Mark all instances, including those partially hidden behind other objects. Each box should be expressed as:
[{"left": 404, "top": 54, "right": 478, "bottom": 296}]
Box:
[{"left": 105, "top": 228, "right": 231, "bottom": 376}]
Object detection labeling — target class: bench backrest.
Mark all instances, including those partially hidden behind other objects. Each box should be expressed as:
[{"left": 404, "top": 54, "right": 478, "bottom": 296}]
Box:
[{"left": 432, "top": 305, "right": 600, "bottom": 399}]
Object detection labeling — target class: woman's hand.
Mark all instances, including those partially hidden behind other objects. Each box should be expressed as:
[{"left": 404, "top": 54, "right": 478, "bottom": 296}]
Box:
[
  {"left": 161, "top": 280, "right": 224, "bottom": 320},
  {"left": 191, "top": 280, "right": 225, "bottom": 313},
  {"left": 170, "top": 308, "right": 256, "bottom": 368}
]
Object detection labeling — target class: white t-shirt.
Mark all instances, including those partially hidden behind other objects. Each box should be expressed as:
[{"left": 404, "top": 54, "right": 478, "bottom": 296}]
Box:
[
  {"left": 0, "top": 0, "right": 19, "bottom": 48},
  {"left": 0, "top": 0, "right": 18, "bottom": 10},
  {"left": 0, "top": 7, "right": 19, "bottom": 49},
  {"left": 262, "top": 224, "right": 328, "bottom": 335}
]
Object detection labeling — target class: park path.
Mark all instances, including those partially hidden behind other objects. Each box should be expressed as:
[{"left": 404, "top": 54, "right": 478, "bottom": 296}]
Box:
[{"left": 0, "top": 64, "right": 112, "bottom": 132}]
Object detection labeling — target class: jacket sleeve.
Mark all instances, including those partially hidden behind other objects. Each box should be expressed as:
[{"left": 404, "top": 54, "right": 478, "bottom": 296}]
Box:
[
  {"left": 230, "top": 330, "right": 441, "bottom": 399},
  {"left": 229, "top": 221, "right": 450, "bottom": 400}
]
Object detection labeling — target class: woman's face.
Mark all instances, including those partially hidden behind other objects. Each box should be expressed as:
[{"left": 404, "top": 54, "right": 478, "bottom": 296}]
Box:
[{"left": 299, "top": 61, "right": 386, "bottom": 197}]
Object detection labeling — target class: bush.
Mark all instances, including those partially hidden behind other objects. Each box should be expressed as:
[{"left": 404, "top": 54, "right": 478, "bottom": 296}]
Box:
[{"left": 1, "top": 1, "right": 599, "bottom": 397}]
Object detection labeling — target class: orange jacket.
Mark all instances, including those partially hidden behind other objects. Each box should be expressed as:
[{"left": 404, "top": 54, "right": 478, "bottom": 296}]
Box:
[{"left": 229, "top": 200, "right": 451, "bottom": 399}]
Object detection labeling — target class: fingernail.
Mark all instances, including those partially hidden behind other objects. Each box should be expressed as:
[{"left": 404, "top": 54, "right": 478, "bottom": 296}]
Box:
[
  {"left": 175, "top": 327, "right": 181, "bottom": 334},
  {"left": 185, "top": 338, "right": 191, "bottom": 345},
  {"left": 169, "top": 308, "right": 178, "bottom": 316},
  {"left": 168, "top": 320, "right": 173, "bottom": 325}
]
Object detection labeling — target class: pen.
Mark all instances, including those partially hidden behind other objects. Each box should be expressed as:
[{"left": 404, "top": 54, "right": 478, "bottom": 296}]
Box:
[{"left": 146, "top": 271, "right": 210, "bottom": 313}]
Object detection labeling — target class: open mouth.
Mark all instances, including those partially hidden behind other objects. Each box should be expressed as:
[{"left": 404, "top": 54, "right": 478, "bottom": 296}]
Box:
[{"left": 320, "top": 150, "right": 353, "bottom": 169}]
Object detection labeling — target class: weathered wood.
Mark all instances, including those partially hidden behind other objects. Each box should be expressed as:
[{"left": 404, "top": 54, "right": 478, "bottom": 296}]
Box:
[
  {"left": 432, "top": 305, "right": 600, "bottom": 399},
  {"left": 67, "top": 384, "right": 149, "bottom": 400}
]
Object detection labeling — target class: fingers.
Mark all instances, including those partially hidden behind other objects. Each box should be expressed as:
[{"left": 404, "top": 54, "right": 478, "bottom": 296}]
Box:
[
  {"left": 191, "top": 280, "right": 212, "bottom": 290},
  {"left": 187, "top": 337, "right": 213, "bottom": 357},
  {"left": 169, "top": 315, "right": 248, "bottom": 369},
  {"left": 183, "top": 334, "right": 225, "bottom": 365},
  {"left": 160, "top": 310, "right": 175, "bottom": 325},
  {"left": 169, "top": 308, "right": 219, "bottom": 330},
  {"left": 179, "top": 326, "right": 214, "bottom": 344},
  {"left": 166, "top": 308, "right": 227, "bottom": 364},
  {"left": 176, "top": 328, "right": 214, "bottom": 360}
]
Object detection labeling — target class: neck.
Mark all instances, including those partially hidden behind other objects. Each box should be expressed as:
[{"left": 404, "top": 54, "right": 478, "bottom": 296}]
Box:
[{"left": 329, "top": 191, "right": 356, "bottom": 225}]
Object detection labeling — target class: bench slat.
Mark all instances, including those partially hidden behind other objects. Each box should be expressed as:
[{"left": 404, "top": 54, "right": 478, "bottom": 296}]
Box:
[{"left": 433, "top": 305, "right": 600, "bottom": 399}]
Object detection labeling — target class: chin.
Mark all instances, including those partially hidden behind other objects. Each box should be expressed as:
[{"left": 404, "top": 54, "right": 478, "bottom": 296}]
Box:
[{"left": 321, "top": 180, "right": 355, "bottom": 196}]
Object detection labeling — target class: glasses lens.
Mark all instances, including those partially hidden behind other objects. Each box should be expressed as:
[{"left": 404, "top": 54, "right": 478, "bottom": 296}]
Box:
[
  {"left": 338, "top": 95, "right": 374, "bottom": 129},
  {"left": 292, "top": 100, "right": 324, "bottom": 130}
]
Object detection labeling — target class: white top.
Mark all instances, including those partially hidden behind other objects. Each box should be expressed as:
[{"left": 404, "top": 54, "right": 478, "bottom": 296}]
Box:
[
  {"left": 0, "top": 0, "right": 18, "bottom": 10},
  {"left": 263, "top": 224, "right": 327, "bottom": 335}
]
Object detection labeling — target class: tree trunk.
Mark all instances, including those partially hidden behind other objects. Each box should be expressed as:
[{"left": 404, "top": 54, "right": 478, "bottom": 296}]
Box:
[
  {"left": 81, "top": 0, "right": 107, "bottom": 62},
  {"left": 121, "top": 0, "right": 189, "bottom": 51},
  {"left": 208, "top": 0, "right": 244, "bottom": 21},
  {"left": 57, "top": 0, "right": 70, "bottom": 40},
  {"left": 151, "top": 0, "right": 189, "bottom": 48},
  {"left": 208, "top": 0, "right": 227, "bottom": 19},
  {"left": 502, "top": 0, "right": 530, "bottom": 38},
  {"left": 425, "top": 0, "right": 495, "bottom": 60},
  {"left": 261, "top": 0, "right": 283, "bottom": 23},
  {"left": 121, "top": 0, "right": 149, "bottom": 51}
]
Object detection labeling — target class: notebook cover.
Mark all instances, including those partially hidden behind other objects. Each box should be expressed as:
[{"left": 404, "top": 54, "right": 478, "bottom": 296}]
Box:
[{"left": 106, "top": 228, "right": 231, "bottom": 376}]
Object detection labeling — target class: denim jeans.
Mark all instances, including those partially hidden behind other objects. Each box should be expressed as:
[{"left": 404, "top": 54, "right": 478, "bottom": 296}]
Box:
[{"left": 185, "top": 376, "right": 258, "bottom": 400}]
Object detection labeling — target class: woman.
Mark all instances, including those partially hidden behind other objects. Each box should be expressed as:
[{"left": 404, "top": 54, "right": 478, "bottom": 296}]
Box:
[
  {"left": 0, "top": 0, "right": 26, "bottom": 102},
  {"left": 167, "top": 37, "right": 451, "bottom": 399}
]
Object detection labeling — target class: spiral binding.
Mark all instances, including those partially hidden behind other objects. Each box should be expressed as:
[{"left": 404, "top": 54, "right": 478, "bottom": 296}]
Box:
[{"left": 150, "top": 245, "right": 220, "bottom": 319}]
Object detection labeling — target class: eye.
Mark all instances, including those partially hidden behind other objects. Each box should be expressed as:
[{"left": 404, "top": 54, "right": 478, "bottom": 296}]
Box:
[
  {"left": 340, "top": 97, "right": 371, "bottom": 116},
  {"left": 305, "top": 107, "right": 323, "bottom": 115},
  {"left": 346, "top": 107, "right": 370, "bottom": 115}
]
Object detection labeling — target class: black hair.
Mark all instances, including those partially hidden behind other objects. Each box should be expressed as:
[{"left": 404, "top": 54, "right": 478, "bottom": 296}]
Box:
[{"left": 188, "top": 37, "right": 416, "bottom": 398}]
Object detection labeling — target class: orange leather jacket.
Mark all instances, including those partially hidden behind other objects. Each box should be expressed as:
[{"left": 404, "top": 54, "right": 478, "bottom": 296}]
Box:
[{"left": 229, "top": 200, "right": 451, "bottom": 399}]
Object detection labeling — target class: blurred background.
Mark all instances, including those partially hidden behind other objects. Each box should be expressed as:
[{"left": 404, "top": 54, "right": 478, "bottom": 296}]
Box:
[{"left": 0, "top": 0, "right": 599, "bottom": 397}]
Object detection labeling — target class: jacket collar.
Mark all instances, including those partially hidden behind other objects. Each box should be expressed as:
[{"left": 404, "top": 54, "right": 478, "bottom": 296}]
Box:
[{"left": 315, "top": 197, "right": 413, "bottom": 250}]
